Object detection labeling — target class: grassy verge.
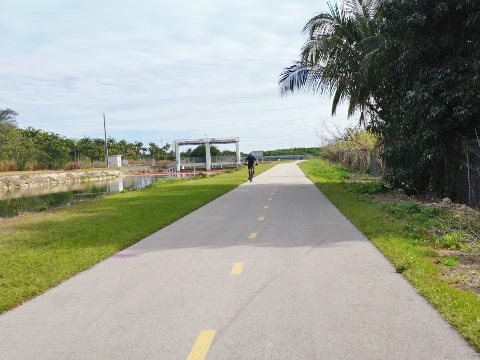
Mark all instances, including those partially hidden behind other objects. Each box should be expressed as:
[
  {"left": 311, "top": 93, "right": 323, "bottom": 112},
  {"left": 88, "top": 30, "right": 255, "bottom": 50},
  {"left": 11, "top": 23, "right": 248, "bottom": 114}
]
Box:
[
  {"left": 299, "top": 158, "right": 480, "bottom": 351},
  {"left": 0, "top": 163, "right": 278, "bottom": 314}
]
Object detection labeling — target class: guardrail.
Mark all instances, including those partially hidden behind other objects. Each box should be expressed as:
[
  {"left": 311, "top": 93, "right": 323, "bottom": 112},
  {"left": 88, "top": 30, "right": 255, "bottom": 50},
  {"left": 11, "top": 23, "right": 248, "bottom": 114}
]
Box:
[{"left": 180, "top": 156, "right": 237, "bottom": 164}]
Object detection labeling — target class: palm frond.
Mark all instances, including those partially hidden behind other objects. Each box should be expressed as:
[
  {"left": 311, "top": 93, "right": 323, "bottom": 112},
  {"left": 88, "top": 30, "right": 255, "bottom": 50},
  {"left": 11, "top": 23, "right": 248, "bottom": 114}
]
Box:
[
  {"left": 279, "top": 62, "right": 329, "bottom": 96},
  {"left": 279, "top": 63, "right": 311, "bottom": 96},
  {"left": 303, "top": 13, "right": 337, "bottom": 38},
  {"left": 331, "top": 80, "right": 349, "bottom": 115},
  {"left": 280, "top": 0, "right": 382, "bottom": 122}
]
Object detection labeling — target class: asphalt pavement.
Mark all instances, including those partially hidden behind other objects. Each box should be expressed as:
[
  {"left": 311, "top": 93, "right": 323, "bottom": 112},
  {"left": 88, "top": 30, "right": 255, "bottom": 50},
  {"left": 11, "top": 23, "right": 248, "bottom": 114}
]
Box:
[{"left": 0, "top": 162, "right": 477, "bottom": 359}]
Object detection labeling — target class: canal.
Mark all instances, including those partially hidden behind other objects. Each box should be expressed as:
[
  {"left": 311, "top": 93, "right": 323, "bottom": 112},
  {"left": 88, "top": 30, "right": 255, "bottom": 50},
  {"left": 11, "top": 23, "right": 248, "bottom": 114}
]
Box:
[{"left": 0, "top": 174, "right": 188, "bottom": 217}]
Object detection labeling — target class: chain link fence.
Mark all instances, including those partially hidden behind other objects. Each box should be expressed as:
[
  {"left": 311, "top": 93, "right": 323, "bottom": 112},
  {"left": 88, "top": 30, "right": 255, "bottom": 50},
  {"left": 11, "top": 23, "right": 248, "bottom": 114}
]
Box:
[
  {"left": 323, "top": 149, "right": 383, "bottom": 176},
  {"left": 457, "top": 140, "right": 480, "bottom": 207},
  {"left": 324, "top": 141, "right": 480, "bottom": 208}
]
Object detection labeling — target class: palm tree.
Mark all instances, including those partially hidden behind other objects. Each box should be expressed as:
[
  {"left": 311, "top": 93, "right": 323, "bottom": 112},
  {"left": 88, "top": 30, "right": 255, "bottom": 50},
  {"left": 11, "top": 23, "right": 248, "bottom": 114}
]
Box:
[
  {"left": 148, "top": 142, "right": 161, "bottom": 159},
  {"left": 279, "top": 0, "right": 382, "bottom": 123},
  {"left": 162, "top": 143, "right": 171, "bottom": 160},
  {"left": 134, "top": 141, "right": 143, "bottom": 159}
]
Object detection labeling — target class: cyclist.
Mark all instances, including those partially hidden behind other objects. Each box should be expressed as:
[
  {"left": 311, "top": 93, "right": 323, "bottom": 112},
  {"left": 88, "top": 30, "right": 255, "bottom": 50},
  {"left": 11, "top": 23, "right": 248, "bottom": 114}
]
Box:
[{"left": 244, "top": 153, "right": 258, "bottom": 181}]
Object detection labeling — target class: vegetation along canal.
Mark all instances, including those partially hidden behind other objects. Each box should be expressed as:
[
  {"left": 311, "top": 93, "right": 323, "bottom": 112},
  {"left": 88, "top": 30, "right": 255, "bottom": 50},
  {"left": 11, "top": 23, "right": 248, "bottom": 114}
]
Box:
[{"left": 0, "top": 174, "right": 188, "bottom": 217}]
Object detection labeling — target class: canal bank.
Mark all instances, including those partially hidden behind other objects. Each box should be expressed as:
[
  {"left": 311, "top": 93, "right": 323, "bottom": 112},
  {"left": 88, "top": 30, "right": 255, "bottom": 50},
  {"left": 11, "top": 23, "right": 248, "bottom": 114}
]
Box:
[
  {"left": 0, "top": 174, "right": 188, "bottom": 218},
  {"left": 0, "top": 170, "right": 124, "bottom": 192}
]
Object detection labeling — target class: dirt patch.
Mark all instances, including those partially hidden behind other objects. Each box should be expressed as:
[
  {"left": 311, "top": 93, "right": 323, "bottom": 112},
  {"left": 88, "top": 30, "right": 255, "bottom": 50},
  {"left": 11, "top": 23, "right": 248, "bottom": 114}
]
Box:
[
  {"left": 440, "top": 250, "right": 480, "bottom": 297},
  {"left": 373, "top": 189, "right": 480, "bottom": 297}
]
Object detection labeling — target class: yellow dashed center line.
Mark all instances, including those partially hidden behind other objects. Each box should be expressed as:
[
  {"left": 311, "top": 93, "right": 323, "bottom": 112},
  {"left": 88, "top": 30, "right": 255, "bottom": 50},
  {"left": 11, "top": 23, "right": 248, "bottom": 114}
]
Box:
[
  {"left": 268, "top": 198, "right": 272, "bottom": 201},
  {"left": 258, "top": 216, "right": 265, "bottom": 221},
  {"left": 230, "top": 262, "right": 244, "bottom": 275},
  {"left": 248, "top": 233, "right": 257, "bottom": 239},
  {"left": 187, "top": 330, "right": 216, "bottom": 360},
  {"left": 264, "top": 205, "right": 269, "bottom": 209}
]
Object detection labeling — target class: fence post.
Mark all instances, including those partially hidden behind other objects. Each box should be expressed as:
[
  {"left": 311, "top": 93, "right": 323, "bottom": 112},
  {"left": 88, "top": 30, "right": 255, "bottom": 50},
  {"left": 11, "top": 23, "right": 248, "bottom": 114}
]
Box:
[{"left": 466, "top": 144, "right": 472, "bottom": 207}]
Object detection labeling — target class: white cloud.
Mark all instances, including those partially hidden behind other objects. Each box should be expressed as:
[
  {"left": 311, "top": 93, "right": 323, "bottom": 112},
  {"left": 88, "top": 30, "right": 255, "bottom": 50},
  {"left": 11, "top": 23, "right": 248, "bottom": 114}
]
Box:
[{"left": 0, "top": 0, "right": 356, "bottom": 151}]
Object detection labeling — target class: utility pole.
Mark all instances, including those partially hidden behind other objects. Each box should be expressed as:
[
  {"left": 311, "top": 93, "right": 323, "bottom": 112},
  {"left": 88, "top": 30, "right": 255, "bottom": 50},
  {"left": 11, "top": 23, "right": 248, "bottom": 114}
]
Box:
[
  {"left": 74, "top": 139, "right": 77, "bottom": 164},
  {"left": 103, "top": 113, "right": 109, "bottom": 168}
]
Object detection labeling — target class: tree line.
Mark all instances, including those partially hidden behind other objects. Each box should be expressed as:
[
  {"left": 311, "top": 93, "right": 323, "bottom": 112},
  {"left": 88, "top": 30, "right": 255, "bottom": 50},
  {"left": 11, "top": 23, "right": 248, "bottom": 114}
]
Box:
[
  {"left": 0, "top": 110, "right": 253, "bottom": 171},
  {"left": 263, "top": 147, "right": 321, "bottom": 156},
  {"left": 280, "top": 0, "right": 480, "bottom": 198},
  {"left": 0, "top": 109, "right": 173, "bottom": 171},
  {"left": 180, "top": 144, "right": 236, "bottom": 158}
]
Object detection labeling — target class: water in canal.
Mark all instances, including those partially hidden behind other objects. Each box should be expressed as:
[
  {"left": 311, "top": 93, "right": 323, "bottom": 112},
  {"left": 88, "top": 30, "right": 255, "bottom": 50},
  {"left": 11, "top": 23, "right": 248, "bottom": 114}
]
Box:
[{"left": 0, "top": 174, "right": 188, "bottom": 218}]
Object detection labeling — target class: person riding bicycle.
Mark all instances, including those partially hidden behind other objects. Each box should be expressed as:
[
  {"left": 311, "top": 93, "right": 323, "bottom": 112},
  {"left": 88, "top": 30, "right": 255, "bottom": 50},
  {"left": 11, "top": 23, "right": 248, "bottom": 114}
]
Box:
[{"left": 244, "top": 153, "right": 258, "bottom": 179}]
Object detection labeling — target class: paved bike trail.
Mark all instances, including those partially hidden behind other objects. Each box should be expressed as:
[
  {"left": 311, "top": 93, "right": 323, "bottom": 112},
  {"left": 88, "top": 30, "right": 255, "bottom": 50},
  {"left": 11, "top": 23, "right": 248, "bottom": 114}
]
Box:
[{"left": 0, "top": 162, "right": 477, "bottom": 359}]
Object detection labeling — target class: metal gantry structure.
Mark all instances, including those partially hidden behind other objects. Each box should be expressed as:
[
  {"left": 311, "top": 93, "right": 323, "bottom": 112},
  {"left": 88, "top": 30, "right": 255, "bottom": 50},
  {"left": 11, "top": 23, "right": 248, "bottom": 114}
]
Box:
[{"left": 174, "top": 137, "right": 241, "bottom": 172}]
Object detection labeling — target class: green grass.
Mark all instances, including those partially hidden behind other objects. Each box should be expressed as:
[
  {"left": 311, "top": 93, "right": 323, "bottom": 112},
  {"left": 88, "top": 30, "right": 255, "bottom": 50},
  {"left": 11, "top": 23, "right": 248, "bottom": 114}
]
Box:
[
  {"left": 0, "top": 163, "right": 278, "bottom": 314},
  {"left": 299, "top": 158, "right": 480, "bottom": 351}
]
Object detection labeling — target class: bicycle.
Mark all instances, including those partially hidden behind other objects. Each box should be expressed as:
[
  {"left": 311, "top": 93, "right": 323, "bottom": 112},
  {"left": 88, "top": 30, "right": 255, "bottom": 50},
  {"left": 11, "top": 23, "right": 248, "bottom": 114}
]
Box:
[
  {"left": 245, "top": 161, "right": 258, "bottom": 182},
  {"left": 248, "top": 166, "right": 254, "bottom": 182}
]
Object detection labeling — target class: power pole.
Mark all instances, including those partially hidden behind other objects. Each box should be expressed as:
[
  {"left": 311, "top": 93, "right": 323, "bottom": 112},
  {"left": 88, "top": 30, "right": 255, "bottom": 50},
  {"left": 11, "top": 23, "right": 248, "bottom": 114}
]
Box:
[
  {"left": 74, "top": 139, "right": 77, "bottom": 164},
  {"left": 103, "top": 113, "right": 109, "bottom": 168}
]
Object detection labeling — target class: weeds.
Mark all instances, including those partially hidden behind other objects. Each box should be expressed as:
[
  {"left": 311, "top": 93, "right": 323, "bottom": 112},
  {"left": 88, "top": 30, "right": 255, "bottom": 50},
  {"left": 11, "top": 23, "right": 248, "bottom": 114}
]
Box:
[
  {"left": 436, "top": 232, "right": 465, "bottom": 250},
  {"left": 439, "top": 256, "right": 459, "bottom": 267},
  {"left": 395, "top": 255, "right": 414, "bottom": 273}
]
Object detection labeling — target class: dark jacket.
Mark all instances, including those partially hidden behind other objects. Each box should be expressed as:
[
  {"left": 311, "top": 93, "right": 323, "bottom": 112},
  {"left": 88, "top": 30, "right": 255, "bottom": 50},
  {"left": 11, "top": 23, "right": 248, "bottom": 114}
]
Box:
[{"left": 245, "top": 154, "right": 257, "bottom": 165}]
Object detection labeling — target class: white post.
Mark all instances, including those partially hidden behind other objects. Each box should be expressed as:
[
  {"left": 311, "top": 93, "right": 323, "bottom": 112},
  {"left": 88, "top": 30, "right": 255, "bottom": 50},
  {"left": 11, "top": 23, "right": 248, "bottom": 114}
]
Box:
[
  {"left": 103, "top": 114, "right": 109, "bottom": 168},
  {"left": 205, "top": 141, "right": 212, "bottom": 171},
  {"left": 235, "top": 140, "right": 241, "bottom": 166},
  {"left": 175, "top": 142, "right": 181, "bottom": 172}
]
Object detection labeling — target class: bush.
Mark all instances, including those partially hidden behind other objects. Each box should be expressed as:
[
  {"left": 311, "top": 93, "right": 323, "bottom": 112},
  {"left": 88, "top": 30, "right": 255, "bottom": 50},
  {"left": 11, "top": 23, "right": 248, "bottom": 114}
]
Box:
[
  {"left": 437, "top": 232, "right": 465, "bottom": 250},
  {"left": 64, "top": 162, "right": 81, "bottom": 171},
  {"left": 0, "top": 161, "right": 17, "bottom": 172}
]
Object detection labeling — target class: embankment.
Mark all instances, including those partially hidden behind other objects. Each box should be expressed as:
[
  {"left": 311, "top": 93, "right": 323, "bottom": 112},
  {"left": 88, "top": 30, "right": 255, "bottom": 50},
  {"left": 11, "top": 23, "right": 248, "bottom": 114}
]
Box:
[{"left": 0, "top": 170, "right": 123, "bottom": 192}]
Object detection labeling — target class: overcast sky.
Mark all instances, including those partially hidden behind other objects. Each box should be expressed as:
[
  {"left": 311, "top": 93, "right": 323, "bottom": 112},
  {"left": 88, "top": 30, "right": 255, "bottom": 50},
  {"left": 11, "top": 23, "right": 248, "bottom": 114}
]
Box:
[{"left": 0, "top": 0, "right": 355, "bottom": 152}]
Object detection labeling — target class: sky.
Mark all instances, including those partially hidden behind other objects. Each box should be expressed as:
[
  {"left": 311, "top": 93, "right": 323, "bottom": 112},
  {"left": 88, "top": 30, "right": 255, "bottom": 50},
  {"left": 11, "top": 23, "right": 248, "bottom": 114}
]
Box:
[{"left": 0, "top": 0, "right": 355, "bottom": 153}]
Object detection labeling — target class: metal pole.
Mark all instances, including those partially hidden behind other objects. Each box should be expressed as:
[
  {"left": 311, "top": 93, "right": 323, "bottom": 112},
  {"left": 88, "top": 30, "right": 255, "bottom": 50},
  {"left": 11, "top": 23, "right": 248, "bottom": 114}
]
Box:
[
  {"left": 466, "top": 145, "right": 472, "bottom": 207},
  {"left": 103, "top": 114, "right": 109, "bottom": 168},
  {"left": 74, "top": 139, "right": 77, "bottom": 164},
  {"left": 205, "top": 142, "right": 211, "bottom": 171},
  {"left": 235, "top": 140, "right": 240, "bottom": 166},
  {"left": 175, "top": 141, "right": 181, "bottom": 173}
]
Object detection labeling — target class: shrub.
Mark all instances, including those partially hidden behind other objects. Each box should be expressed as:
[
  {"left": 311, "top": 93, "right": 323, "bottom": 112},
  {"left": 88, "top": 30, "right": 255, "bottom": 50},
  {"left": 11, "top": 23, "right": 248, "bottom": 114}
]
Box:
[
  {"left": 437, "top": 232, "right": 465, "bottom": 250},
  {"left": 0, "top": 161, "right": 17, "bottom": 172},
  {"left": 64, "top": 162, "right": 81, "bottom": 171}
]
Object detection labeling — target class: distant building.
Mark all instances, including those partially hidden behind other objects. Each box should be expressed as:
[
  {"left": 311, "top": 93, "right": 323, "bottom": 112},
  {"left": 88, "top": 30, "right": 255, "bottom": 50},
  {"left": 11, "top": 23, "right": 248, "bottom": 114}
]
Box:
[{"left": 108, "top": 155, "right": 122, "bottom": 167}]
